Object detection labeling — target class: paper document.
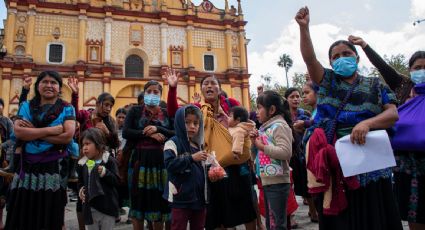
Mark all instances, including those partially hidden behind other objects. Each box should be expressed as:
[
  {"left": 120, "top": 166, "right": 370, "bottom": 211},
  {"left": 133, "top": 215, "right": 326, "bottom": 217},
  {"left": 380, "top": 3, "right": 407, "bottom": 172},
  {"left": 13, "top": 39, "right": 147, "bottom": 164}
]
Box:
[{"left": 335, "top": 130, "right": 396, "bottom": 177}]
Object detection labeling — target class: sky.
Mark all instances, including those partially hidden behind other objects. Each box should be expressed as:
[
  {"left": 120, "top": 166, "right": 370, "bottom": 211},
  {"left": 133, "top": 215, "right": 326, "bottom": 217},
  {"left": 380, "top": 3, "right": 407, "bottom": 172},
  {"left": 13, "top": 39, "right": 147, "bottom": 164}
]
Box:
[{"left": 1, "top": 0, "right": 425, "bottom": 93}]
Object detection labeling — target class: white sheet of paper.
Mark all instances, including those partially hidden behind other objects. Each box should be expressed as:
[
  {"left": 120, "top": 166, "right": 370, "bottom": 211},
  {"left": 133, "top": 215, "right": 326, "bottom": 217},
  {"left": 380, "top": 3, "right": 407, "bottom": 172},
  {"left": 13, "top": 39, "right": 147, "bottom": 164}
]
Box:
[{"left": 335, "top": 130, "right": 396, "bottom": 177}]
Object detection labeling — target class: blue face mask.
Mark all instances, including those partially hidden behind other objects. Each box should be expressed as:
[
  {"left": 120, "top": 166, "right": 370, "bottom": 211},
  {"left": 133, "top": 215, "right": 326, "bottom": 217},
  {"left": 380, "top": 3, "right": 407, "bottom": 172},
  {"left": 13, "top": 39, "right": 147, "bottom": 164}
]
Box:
[
  {"left": 331, "top": 56, "right": 358, "bottom": 77},
  {"left": 410, "top": 69, "right": 425, "bottom": 84},
  {"left": 144, "top": 94, "right": 161, "bottom": 106}
]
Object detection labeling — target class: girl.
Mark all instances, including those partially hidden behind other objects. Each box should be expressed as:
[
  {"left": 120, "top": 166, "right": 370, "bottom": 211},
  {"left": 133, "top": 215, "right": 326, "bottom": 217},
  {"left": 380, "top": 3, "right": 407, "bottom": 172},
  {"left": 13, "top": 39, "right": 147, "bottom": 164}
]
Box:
[
  {"left": 252, "top": 90, "right": 294, "bottom": 230},
  {"left": 78, "top": 128, "right": 120, "bottom": 230}
]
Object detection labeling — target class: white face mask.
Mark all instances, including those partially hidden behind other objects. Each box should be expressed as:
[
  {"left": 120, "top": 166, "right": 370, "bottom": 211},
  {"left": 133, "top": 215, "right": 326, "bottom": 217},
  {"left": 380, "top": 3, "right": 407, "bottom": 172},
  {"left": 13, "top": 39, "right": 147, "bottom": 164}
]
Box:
[{"left": 411, "top": 69, "right": 425, "bottom": 84}]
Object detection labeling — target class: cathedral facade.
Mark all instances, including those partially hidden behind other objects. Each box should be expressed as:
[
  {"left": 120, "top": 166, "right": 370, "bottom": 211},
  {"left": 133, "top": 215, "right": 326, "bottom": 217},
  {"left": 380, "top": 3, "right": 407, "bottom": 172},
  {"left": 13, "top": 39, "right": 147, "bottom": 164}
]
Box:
[{"left": 0, "top": 0, "right": 250, "bottom": 116}]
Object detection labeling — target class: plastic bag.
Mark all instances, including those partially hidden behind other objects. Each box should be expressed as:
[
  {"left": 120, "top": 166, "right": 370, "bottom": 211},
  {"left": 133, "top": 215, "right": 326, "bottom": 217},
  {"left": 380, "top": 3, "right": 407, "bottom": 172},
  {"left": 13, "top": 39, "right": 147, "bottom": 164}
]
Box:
[{"left": 205, "top": 151, "right": 227, "bottom": 182}]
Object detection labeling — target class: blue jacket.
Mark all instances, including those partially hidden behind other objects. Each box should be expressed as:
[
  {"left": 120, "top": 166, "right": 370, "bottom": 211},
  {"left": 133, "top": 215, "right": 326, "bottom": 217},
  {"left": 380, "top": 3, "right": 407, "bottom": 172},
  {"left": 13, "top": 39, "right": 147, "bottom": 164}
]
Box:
[{"left": 163, "top": 105, "right": 208, "bottom": 208}]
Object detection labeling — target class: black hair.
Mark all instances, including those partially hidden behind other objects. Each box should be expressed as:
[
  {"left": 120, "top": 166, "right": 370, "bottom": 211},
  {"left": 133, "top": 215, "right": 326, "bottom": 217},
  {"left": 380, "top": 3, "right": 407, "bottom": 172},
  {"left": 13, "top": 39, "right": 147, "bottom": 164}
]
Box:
[
  {"left": 81, "top": 127, "right": 107, "bottom": 154},
  {"left": 257, "top": 90, "right": 292, "bottom": 126},
  {"left": 328, "top": 40, "right": 358, "bottom": 60},
  {"left": 304, "top": 81, "right": 319, "bottom": 93},
  {"left": 97, "top": 93, "right": 115, "bottom": 105},
  {"left": 409, "top": 51, "right": 425, "bottom": 69},
  {"left": 0, "top": 98, "right": 4, "bottom": 107},
  {"left": 185, "top": 106, "right": 202, "bottom": 120},
  {"left": 230, "top": 106, "right": 248, "bottom": 122},
  {"left": 144, "top": 80, "right": 163, "bottom": 93},
  {"left": 137, "top": 91, "right": 144, "bottom": 104},
  {"left": 200, "top": 75, "right": 222, "bottom": 89},
  {"left": 115, "top": 108, "right": 127, "bottom": 116},
  {"left": 284, "top": 88, "right": 301, "bottom": 99},
  {"left": 33, "top": 71, "right": 63, "bottom": 101}
]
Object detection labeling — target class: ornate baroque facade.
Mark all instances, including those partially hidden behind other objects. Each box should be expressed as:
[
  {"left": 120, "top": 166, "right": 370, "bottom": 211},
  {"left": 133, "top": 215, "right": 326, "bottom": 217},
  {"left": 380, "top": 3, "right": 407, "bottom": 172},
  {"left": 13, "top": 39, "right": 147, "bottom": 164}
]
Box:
[{"left": 0, "top": 0, "right": 250, "bottom": 116}]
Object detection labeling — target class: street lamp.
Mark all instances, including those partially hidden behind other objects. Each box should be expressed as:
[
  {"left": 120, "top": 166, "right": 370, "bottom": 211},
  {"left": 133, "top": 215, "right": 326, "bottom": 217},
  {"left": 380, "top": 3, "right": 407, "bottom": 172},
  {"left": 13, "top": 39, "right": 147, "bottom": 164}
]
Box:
[{"left": 413, "top": 19, "right": 425, "bottom": 26}]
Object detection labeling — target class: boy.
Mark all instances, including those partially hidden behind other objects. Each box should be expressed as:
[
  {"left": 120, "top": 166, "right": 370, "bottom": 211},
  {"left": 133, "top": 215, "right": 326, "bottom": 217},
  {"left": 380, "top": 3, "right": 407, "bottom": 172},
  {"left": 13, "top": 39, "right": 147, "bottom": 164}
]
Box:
[
  {"left": 163, "top": 105, "right": 208, "bottom": 230},
  {"left": 228, "top": 106, "right": 255, "bottom": 160}
]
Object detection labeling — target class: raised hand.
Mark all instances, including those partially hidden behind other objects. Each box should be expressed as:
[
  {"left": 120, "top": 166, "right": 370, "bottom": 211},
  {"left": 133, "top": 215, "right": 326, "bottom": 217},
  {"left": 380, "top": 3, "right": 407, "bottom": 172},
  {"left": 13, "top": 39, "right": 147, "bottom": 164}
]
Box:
[
  {"left": 348, "top": 35, "right": 367, "bottom": 48},
  {"left": 165, "top": 67, "right": 180, "bottom": 88},
  {"left": 23, "top": 76, "right": 32, "bottom": 90},
  {"left": 67, "top": 76, "right": 79, "bottom": 94},
  {"left": 192, "top": 92, "right": 201, "bottom": 103},
  {"left": 257, "top": 85, "right": 264, "bottom": 95},
  {"left": 295, "top": 6, "right": 310, "bottom": 27}
]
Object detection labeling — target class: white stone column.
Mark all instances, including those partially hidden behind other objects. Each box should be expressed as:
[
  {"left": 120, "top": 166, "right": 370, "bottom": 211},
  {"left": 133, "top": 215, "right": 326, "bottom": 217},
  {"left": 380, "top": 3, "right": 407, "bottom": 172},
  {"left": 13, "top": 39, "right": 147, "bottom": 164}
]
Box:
[
  {"left": 104, "top": 17, "right": 112, "bottom": 63},
  {"left": 160, "top": 23, "right": 168, "bottom": 65}
]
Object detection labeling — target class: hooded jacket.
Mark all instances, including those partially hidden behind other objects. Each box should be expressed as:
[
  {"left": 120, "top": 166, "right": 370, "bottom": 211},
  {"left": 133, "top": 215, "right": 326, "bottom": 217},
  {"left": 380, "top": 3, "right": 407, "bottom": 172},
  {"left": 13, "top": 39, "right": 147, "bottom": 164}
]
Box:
[
  {"left": 163, "top": 105, "right": 208, "bottom": 209},
  {"left": 77, "top": 151, "right": 120, "bottom": 224},
  {"left": 254, "top": 115, "right": 293, "bottom": 186},
  {"left": 228, "top": 120, "right": 255, "bottom": 154}
]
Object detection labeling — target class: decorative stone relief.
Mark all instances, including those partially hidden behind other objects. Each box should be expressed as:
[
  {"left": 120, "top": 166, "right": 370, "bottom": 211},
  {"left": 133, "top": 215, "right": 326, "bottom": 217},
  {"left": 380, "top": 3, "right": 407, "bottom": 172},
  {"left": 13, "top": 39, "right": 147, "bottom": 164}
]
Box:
[
  {"left": 83, "top": 81, "right": 103, "bottom": 103},
  {"left": 35, "top": 14, "right": 78, "bottom": 38},
  {"left": 143, "top": 24, "right": 161, "bottom": 65},
  {"left": 167, "top": 27, "right": 186, "bottom": 48},
  {"left": 231, "top": 33, "right": 239, "bottom": 56},
  {"left": 110, "top": 21, "right": 129, "bottom": 64},
  {"left": 16, "top": 26, "right": 26, "bottom": 41},
  {"left": 87, "top": 19, "right": 105, "bottom": 41},
  {"left": 232, "top": 87, "right": 242, "bottom": 103},
  {"left": 10, "top": 78, "right": 23, "bottom": 99},
  {"left": 177, "top": 84, "right": 189, "bottom": 102},
  {"left": 193, "top": 29, "right": 224, "bottom": 49}
]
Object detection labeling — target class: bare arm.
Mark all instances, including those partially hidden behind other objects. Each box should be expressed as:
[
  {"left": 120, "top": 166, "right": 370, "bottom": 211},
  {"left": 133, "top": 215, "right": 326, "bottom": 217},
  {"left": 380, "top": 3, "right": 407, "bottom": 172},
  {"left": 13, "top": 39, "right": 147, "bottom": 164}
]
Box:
[
  {"left": 42, "top": 120, "right": 76, "bottom": 144},
  {"left": 296, "top": 7, "right": 324, "bottom": 84},
  {"left": 14, "top": 120, "right": 61, "bottom": 141},
  {"left": 350, "top": 104, "right": 398, "bottom": 145}
]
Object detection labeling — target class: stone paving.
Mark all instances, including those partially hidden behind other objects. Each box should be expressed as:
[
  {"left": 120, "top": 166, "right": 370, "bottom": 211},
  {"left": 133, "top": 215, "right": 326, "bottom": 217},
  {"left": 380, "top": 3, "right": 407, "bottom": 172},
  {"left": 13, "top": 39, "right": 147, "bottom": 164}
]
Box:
[{"left": 63, "top": 195, "right": 409, "bottom": 230}]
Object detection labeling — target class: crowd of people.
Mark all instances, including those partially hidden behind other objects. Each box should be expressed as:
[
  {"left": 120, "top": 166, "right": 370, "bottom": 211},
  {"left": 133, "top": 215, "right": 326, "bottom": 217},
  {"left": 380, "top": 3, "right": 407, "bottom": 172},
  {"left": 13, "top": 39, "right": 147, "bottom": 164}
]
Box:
[{"left": 0, "top": 6, "right": 424, "bottom": 230}]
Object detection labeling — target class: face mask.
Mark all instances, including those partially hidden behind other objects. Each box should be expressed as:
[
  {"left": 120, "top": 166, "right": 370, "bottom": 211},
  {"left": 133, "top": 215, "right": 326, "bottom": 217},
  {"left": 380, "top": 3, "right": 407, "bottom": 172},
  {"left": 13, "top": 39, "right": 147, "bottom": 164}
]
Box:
[
  {"left": 331, "top": 56, "right": 358, "bottom": 78},
  {"left": 410, "top": 69, "right": 425, "bottom": 84},
  {"left": 144, "top": 94, "right": 161, "bottom": 106}
]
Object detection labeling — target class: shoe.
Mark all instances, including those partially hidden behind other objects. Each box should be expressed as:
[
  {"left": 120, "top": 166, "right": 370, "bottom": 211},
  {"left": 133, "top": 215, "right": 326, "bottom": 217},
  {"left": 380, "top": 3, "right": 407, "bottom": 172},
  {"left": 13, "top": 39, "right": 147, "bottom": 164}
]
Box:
[{"left": 308, "top": 212, "right": 319, "bottom": 223}]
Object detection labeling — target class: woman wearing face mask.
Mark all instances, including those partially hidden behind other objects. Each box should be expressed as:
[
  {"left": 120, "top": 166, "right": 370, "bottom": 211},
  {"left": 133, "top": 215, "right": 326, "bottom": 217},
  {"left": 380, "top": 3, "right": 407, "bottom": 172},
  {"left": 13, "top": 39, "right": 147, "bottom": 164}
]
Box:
[
  {"left": 296, "top": 7, "right": 402, "bottom": 230},
  {"left": 166, "top": 69, "right": 257, "bottom": 230},
  {"left": 391, "top": 51, "right": 425, "bottom": 230},
  {"left": 123, "top": 80, "right": 175, "bottom": 230}
]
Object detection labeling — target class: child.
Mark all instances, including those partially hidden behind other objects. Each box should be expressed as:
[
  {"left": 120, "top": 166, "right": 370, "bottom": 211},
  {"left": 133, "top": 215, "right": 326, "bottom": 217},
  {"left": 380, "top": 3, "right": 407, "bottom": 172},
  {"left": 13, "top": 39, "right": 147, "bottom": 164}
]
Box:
[
  {"left": 78, "top": 128, "right": 120, "bottom": 230},
  {"left": 252, "top": 90, "right": 294, "bottom": 230},
  {"left": 228, "top": 106, "right": 255, "bottom": 160},
  {"left": 163, "top": 105, "right": 208, "bottom": 230}
]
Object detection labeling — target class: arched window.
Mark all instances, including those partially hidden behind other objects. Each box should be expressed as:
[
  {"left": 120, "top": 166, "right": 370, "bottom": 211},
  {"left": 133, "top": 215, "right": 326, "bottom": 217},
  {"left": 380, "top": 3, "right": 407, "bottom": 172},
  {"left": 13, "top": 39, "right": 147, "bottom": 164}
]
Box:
[{"left": 125, "top": 55, "right": 144, "bottom": 78}]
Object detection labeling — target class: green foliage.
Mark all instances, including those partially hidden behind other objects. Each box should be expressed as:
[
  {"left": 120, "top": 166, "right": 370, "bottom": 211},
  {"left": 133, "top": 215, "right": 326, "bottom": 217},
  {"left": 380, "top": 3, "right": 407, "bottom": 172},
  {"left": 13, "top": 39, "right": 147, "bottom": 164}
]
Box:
[
  {"left": 277, "top": 54, "right": 294, "bottom": 88},
  {"left": 369, "top": 54, "right": 409, "bottom": 78},
  {"left": 292, "top": 72, "right": 308, "bottom": 90}
]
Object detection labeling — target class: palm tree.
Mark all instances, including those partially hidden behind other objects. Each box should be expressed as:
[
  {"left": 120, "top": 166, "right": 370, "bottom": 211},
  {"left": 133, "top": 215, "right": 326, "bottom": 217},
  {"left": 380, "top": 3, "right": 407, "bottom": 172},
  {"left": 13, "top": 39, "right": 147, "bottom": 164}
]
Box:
[{"left": 277, "top": 54, "right": 293, "bottom": 88}]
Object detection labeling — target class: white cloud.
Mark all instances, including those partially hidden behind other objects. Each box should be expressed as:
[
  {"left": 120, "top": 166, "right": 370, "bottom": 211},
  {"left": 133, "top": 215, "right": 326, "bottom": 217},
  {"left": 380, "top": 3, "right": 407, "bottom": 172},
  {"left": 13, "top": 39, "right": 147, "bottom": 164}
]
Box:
[
  {"left": 411, "top": 0, "right": 425, "bottom": 18},
  {"left": 247, "top": 3, "right": 425, "bottom": 94}
]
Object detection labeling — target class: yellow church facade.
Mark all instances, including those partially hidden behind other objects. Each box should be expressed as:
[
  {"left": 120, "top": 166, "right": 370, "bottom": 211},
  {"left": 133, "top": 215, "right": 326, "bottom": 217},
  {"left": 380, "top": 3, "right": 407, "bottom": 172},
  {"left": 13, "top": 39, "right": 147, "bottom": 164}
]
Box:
[{"left": 0, "top": 0, "right": 250, "bottom": 116}]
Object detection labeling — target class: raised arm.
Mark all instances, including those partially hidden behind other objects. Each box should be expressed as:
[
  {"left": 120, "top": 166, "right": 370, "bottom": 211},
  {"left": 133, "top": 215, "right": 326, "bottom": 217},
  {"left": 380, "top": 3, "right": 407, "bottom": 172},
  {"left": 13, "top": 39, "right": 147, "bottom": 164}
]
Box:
[
  {"left": 349, "top": 35, "right": 403, "bottom": 90},
  {"left": 19, "top": 76, "right": 32, "bottom": 104},
  {"left": 165, "top": 68, "right": 181, "bottom": 118},
  {"left": 296, "top": 7, "right": 324, "bottom": 84}
]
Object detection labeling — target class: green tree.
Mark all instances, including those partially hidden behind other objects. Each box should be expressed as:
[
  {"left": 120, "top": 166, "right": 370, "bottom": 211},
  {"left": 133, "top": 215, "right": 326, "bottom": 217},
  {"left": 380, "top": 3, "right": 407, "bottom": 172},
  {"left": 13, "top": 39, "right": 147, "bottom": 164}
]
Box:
[
  {"left": 292, "top": 72, "right": 308, "bottom": 90},
  {"left": 369, "top": 54, "right": 409, "bottom": 78},
  {"left": 260, "top": 73, "right": 273, "bottom": 90},
  {"left": 277, "top": 54, "right": 293, "bottom": 88}
]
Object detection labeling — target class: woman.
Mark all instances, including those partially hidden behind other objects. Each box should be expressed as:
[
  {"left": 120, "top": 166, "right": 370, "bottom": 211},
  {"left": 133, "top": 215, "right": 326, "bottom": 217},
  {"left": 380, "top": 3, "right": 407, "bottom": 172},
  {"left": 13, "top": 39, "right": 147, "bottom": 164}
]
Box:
[
  {"left": 123, "top": 80, "right": 174, "bottom": 230},
  {"left": 166, "top": 69, "right": 257, "bottom": 230},
  {"left": 5, "top": 71, "right": 76, "bottom": 229},
  {"left": 296, "top": 7, "right": 402, "bottom": 230},
  {"left": 391, "top": 51, "right": 425, "bottom": 230},
  {"left": 285, "top": 88, "right": 310, "bottom": 123}
]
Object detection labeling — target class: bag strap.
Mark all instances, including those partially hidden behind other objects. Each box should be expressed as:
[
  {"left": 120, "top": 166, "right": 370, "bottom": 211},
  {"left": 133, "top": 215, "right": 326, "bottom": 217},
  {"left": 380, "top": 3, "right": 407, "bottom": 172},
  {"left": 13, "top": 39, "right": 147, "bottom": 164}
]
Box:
[{"left": 326, "top": 77, "right": 360, "bottom": 144}]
